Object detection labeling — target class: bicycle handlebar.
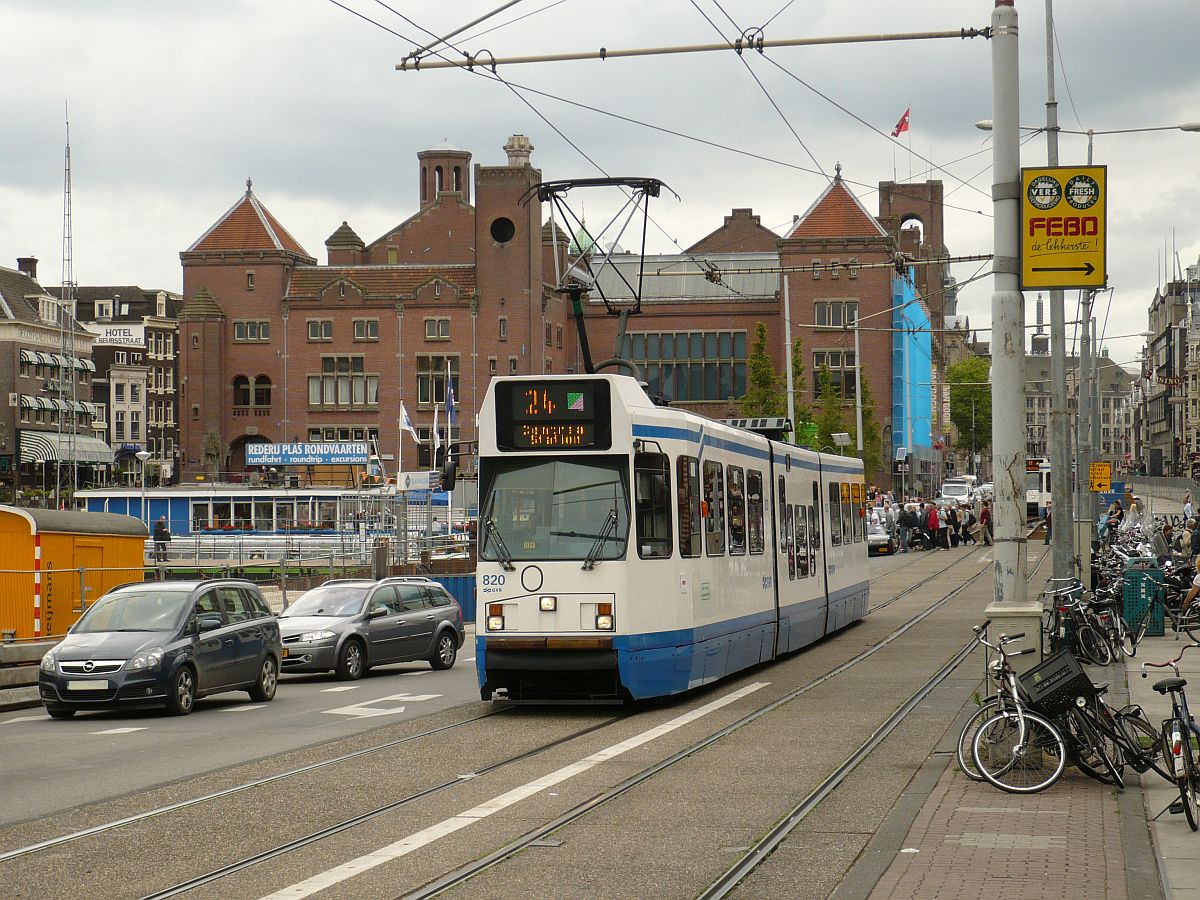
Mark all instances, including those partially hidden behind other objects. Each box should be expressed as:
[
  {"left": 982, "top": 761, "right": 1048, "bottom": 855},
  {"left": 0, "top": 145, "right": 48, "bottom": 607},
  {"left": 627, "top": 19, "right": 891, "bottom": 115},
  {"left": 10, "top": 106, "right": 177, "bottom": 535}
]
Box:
[{"left": 1139, "top": 641, "right": 1200, "bottom": 678}]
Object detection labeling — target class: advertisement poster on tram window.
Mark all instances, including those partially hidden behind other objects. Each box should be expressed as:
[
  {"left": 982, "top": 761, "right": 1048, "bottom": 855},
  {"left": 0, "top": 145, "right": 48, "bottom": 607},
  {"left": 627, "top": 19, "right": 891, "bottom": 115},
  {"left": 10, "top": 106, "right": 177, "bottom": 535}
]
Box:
[
  {"left": 1020, "top": 165, "right": 1107, "bottom": 291},
  {"left": 245, "top": 442, "right": 370, "bottom": 466}
]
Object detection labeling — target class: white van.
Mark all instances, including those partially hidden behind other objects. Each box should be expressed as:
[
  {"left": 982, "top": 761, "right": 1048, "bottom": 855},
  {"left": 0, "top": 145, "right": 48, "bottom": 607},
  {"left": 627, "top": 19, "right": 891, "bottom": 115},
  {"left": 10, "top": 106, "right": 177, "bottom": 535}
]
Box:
[{"left": 937, "top": 479, "right": 972, "bottom": 505}]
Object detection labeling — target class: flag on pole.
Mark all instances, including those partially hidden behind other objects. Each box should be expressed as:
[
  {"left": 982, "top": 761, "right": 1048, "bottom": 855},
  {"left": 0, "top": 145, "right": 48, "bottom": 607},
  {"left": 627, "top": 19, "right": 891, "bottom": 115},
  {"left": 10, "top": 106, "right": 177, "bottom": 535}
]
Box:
[
  {"left": 432, "top": 402, "right": 442, "bottom": 465},
  {"left": 399, "top": 401, "right": 420, "bottom": 442},
  {"left": 890, "top": 107, "right": 911, "bottom": 138},
  {"left": 445, "top": 359, "right": 457, "bottom": 426}
]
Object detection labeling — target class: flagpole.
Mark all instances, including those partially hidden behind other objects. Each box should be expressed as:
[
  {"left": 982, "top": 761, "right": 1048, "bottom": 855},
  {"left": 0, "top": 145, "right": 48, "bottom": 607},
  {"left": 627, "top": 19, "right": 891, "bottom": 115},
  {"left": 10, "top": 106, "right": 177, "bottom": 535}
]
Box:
[{"left": 907, "top": 101, "right": 912, "bottom": 181}]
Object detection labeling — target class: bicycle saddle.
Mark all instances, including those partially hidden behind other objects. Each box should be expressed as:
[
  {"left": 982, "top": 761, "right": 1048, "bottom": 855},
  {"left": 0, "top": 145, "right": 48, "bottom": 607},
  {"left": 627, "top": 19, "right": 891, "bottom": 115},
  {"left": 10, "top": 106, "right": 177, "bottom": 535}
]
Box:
[{"left": 1153, "top": 677, "right": 1187, "bottom": 694}]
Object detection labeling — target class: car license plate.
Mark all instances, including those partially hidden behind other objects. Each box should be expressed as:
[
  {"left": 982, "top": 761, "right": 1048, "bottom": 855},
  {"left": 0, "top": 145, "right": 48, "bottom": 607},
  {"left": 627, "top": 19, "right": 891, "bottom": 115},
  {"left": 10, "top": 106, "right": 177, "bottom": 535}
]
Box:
[
  {"left": 281, "top": 649, "right": 289, "bottom": 658},
  {"left": 879, "top": 547, "right": 889, "bottom": 553},
  {"left": 67, "top": 680, "right": 109, "bottom": 691}
]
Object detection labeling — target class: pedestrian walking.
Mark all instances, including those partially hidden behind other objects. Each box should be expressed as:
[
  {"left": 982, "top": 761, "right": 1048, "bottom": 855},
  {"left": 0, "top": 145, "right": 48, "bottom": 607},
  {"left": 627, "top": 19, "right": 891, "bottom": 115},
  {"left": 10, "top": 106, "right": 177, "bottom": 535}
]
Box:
[
  {"left": 1185, "top": 491, "right": 1194, "bottom": 521},
  {"left": 1043, "top": 500, "right": 1052, "bottom": 546},
  {"left": 979, "top": 500, "right": 993, "bottom": 546},
  {"left": 152, "top": 515, "right": 171, "bottom": 562}
]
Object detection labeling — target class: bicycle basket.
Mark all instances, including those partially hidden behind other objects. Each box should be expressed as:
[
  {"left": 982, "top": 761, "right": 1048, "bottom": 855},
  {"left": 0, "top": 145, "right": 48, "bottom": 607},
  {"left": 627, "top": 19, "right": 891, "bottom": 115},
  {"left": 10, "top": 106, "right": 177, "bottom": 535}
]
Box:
[{"left": 1019, "top": 649, "right": 1095, "bottom": 718}]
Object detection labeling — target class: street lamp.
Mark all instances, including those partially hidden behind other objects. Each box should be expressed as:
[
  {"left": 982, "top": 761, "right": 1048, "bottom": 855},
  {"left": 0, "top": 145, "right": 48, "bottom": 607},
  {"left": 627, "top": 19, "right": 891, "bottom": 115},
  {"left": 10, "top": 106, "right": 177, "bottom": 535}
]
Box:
[{"left": 135, "top": 449, "right": 152, "bottom": 526}]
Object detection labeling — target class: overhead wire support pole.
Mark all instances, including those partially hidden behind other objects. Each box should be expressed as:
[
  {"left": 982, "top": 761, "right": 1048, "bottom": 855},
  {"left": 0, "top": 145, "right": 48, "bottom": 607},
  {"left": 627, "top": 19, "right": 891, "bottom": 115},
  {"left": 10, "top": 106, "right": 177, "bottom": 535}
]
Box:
[
  {"left": 400, "top": 0, "right": 526, "bottom": 65},
  {"left": 397, "top": 27, "right": 991, "bottom": 71}
]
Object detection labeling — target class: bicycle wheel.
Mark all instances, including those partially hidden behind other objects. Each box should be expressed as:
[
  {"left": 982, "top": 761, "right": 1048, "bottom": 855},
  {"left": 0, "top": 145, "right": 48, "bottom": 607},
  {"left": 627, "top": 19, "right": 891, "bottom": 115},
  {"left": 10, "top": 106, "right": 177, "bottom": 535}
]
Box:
[
  {"left": 1115, "top": 614, "right": 1136, "bottom": 658},
  {"left": 972, "top": 710, "right": 1067, "bottom": 793},
  {"left": 1076, "top": 624, "right": 1112, "bottom": 666},
  {"left": 1068, "top": 705, "right": 1125, "bottom": 790},
  {"left": 1134, "top": 605, "right": 1152, "bottom": 646},
  {"left": 1116, "top": 706, "right": 1171, "bottom": 781},
  {"left": 1178, "top": 606, "right": 1200, "bottom": 644},
  {"left": 1172, "top": 721, "right": 1200, "bottom": 831},
  {"left": 957, "top": 698, "right": 1001, "bottom": 781}
]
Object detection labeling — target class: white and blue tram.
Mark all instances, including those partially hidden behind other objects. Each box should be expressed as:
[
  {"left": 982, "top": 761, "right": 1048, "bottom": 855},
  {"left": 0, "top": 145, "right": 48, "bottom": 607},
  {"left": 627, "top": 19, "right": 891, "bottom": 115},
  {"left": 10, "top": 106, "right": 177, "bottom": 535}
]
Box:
[{"left": 475, "top": 374, "right": 870, "bottom": 703}]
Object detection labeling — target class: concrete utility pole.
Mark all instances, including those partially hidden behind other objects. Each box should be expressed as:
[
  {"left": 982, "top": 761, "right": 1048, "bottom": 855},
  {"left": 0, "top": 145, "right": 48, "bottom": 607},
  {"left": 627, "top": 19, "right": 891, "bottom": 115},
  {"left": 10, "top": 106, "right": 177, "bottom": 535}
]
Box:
[
  {"left": 1077, "top": 293, "right": 1094, "bottom": 585},
  {"left": 1044, "top": 0, "right": 1074, "bottom": 587},
  {"left": 985, "top": 0, "right": 1040, "bottom": 666}
]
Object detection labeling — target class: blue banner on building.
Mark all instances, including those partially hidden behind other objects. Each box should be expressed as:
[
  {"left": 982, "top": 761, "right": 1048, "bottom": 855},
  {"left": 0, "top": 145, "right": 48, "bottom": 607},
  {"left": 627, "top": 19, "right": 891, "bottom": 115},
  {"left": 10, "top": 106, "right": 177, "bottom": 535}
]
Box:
[{"left": 245, "top": 442, "right": 371, "bottom": 466}]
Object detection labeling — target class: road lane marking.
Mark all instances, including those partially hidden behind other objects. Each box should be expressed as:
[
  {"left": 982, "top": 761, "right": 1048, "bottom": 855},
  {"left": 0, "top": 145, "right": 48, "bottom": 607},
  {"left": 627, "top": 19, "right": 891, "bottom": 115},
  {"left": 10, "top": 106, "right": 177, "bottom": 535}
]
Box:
[
  {"left": 323, "top": 693, "right": 443, "bottom": 719},
  {"left": 462, "top": 656, "right": 475, "bottom": 662},
  {"left": 263, "top": 681, "right": 769, "bottom": 899},
  {"left": 89, "top": 727, "right": 147, "bottom": 735},
  {"left": 3, "top": 715, "right": 49, "bottom": 724},
  {"left": 320, "top": 686, "right": 360, "bottom": 693},
  {"left": 220, "top": 705, "right": 263, "bottom": 712}
]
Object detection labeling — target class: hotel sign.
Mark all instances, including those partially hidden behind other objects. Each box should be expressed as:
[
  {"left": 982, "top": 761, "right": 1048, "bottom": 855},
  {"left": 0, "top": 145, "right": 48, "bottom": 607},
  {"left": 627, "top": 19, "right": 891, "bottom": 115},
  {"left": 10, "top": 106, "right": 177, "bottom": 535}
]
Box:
[{"left": 85, "top": 323, "right": 146, "bottom": 347}]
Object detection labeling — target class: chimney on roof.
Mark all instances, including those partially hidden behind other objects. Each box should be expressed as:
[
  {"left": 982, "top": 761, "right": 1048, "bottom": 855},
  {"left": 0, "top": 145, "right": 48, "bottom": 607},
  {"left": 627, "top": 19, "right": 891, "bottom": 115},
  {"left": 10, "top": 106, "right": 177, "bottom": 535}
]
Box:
[
  {"left": 504, "top": 134, "right": 534, "bottom": 167},
  {"left": 17, "top": 257, "right": 37, "bottom": 280}
]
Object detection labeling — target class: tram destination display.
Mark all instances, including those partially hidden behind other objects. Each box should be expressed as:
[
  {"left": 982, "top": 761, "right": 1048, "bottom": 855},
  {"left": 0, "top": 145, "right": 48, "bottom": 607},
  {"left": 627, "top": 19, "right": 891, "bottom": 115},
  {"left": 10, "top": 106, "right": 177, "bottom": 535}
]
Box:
[{"left": 495, "top": 380, "right": 612, "bottom": 451}]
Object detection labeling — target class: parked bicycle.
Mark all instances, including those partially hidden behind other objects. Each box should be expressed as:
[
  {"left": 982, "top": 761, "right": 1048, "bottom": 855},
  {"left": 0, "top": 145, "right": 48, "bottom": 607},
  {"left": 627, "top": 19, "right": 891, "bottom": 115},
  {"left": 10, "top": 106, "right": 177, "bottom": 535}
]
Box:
[{"left": 1141, "top": 643, "right": 1200, "bottom": 831}]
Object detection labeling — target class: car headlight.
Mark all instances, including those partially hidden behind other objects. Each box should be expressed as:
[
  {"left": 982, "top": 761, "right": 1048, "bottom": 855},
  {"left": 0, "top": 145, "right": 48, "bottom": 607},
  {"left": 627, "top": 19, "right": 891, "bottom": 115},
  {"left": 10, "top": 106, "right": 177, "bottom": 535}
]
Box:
[
  {"left": 300, "top": 631, "right": 337, "bottom": 643},
  {"left": 126, "top": 647, "right": 165, "bottom": 672},
  {"left": 40, "top": 649, "right": 58, "bottom": 673}
]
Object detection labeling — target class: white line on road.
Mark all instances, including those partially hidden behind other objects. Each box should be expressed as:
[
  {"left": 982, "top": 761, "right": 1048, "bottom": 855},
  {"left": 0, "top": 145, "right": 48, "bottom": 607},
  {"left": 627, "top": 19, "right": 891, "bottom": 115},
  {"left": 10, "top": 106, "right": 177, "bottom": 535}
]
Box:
[
  {"left": 462, "top": 656, "right": 475, "bottom": 662},
  {"left": 89, "top": 727, "right": 147, "bottom": 735},
  {"left": 2, "top": 715, "right": 48, "bottom": 724},
  {"left": 220, "top": 705, "right": 264, "bottom": 712},
  {"left": 319, "top": 686, "right": 360, "bottom": 693},
  {"left": 262, "top": 681, "right": 769, "bottom": 899},
  {"left": 323, "top": 693, "right": 443, "bottom": 719}
]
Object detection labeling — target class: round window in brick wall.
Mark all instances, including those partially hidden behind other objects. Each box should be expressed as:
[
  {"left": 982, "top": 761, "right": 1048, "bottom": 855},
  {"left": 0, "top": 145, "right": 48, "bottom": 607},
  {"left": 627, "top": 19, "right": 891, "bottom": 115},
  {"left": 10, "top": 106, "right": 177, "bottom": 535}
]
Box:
[{"left": 490, "top": 217, "right": 516, "bottom": 244}]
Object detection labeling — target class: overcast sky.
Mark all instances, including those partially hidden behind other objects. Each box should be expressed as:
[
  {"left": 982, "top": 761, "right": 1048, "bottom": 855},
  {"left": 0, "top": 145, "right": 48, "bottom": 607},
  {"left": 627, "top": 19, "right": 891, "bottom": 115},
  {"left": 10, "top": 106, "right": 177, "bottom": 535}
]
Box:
[{"left": 3, "top": 0, "right": 1198, "bottom": 371}]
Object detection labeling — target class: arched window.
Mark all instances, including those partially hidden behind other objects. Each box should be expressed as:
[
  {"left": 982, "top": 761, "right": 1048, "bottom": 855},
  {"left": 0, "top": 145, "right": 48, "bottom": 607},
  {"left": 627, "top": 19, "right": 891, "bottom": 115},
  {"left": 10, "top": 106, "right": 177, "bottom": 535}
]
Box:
[
  {"left": 253, "top": 375, "right": 272, "bottom": 407},
  {"left": 421, "top": 166, "right": 427, "bottom": 203},
  {"left": 453, "top": 166, "right": 462, "bottom": 191},
  {"left": 435, "top": 165, "right": 444, "bottom": 193},
  {"left": 233, "top": 376, "right": 251, "bottom": 407}
]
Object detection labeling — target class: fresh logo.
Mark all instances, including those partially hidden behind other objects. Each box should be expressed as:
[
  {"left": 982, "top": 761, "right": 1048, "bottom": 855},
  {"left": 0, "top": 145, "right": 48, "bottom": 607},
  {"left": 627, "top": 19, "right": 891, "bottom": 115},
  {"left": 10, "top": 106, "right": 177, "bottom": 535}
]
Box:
[
  {"left": 567, "top": 391, "right": 584, "bottom": 411},
  {"left": 1064, "top": 174, "right": 1100, "bottom": 210}
]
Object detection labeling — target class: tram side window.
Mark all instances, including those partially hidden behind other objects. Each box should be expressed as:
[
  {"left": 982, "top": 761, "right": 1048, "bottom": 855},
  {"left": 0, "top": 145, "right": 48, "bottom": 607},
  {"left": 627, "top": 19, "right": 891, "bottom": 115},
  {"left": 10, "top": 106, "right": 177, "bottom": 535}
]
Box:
[
  {"left": 807, "top": 505, "right": 818, "bottom": 572},
  {"left": 794, "top": 505, "right": 808, "bottom": 576},
  {"left": 746, "top": 470, "right": 765, "bottom": 554},
  {"left": 727, "top": 465, "right": 746, "bottom": 555},
  {"left": 810, "top": 485, "right": 821, "bottom": 549},
  {"left": 778, "top": 476, "right": 788, "bottom": 554},
  {"left": 635, "top": 452, "right": 672, "bottom": 559},
  {"left": 703, "top": 461, "right": 725, "bottom": 556},
  {"left": 677, "top": 456, "right": 701, "bottom": 558},
  {"left": 828, "top": 481, "right": 842, "bottom": 546}
]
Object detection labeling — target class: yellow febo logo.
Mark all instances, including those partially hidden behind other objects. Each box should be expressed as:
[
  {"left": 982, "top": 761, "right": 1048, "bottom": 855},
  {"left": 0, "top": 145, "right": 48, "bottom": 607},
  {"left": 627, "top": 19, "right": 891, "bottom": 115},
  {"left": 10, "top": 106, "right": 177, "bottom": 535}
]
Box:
[{"left": 1020, "top": 165, "right": 1107, "bottom": 291}]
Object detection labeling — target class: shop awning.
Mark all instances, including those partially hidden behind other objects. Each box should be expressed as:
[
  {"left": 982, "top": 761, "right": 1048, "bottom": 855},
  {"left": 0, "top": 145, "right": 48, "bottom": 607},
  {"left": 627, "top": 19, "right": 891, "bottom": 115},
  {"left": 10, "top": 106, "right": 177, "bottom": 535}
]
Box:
[
  {"left": 34, "top": 352, "right": 53, "bottom": 366},
  {"left": 75, "top": 358, "right": 96, "bottom": 372},
  {"left": 20, "top": 431, "right": 114, "bottom": 465},
  {"left": 19, "top": 395, "right": 35, "bottom": 409},
  {"left": 34, "top": 397, "right": 53, "bottom": 410},
  {"left": 19, "top": 349, "right": 36, "bottom": 364}
]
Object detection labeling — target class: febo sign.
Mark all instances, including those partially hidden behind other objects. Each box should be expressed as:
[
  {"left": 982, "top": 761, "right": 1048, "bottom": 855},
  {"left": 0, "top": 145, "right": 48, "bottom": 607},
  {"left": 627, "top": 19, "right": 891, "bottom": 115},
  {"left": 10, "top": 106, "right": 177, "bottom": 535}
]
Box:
[
  {"left": 1020, "top": 165, "right": 1107, "bottom": 291},
  {"left": 245, "top": 442, "right": 370, "bottom": 466}
]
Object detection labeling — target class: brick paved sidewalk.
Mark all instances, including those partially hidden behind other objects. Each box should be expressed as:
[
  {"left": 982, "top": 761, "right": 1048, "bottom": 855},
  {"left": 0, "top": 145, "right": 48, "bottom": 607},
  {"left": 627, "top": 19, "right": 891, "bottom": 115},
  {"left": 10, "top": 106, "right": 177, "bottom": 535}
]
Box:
[{"left": 869, "top": 763, "right": 1127, "bottom": 900}]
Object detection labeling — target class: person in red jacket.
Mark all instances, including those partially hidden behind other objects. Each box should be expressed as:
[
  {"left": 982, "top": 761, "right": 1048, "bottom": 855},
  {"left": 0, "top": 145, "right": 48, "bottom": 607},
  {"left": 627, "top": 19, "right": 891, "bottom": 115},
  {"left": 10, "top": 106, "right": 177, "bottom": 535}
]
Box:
[{"left": 979, "top": 500, "right": 993, "bottom": 546}]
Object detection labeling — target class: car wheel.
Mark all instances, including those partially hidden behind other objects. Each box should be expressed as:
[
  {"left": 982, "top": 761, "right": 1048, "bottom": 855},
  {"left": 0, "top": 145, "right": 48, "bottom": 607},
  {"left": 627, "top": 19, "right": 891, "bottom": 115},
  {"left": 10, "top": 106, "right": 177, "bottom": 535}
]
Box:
[
  {"left": 248, "top": 656, "right": 278, "bottom": 702},
  {"left": 45, "top": 704, "right": 76, "bottom": 719},
  {"left": 165, "top": 666, "right": 196, "bottom": 716},
  {"left": 429, "top": 631, "right": 457, "bottom": 670},
  {"left": 335, "top": 639, "right": 365, "bottom": 680}
]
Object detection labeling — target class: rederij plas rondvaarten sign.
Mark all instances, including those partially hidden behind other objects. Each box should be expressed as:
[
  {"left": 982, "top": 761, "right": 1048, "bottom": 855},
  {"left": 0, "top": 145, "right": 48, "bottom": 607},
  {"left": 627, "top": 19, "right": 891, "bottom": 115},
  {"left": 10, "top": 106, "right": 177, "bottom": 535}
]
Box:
[
  {"left": 245, "top": 442, "right": 370, "bottom": 466},
  {"left": 1020, "top": 165, "right": 1107, "bottom": 291}
]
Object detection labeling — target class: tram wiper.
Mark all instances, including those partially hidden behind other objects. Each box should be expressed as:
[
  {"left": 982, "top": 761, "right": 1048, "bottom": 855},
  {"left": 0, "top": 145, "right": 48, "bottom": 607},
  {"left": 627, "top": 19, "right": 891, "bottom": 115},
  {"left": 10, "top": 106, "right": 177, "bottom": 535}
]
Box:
[
  {"left": 582, "top": 508, "right": 619, "bottom": 571},
  {"left": 482, "top": 516, "right": 516, "bottom": 571}
]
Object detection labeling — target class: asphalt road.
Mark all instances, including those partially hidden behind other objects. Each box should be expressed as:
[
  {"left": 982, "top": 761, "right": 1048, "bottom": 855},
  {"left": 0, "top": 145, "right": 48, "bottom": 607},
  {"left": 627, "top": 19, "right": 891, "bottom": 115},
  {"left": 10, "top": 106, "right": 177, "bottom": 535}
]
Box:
[{"left": 0, "top": 651, "right": 480, "bottom": 827}]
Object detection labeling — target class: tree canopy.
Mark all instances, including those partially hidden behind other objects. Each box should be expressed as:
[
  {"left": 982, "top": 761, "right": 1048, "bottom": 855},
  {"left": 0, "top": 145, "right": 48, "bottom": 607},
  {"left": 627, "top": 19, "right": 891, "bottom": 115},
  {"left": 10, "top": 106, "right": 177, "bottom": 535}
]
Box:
[
  {"left": 947, "top": 356, "right": 992, "bottom": 460},
  {"left": 739, "top": 322, "right": 786, "bottom": 417}
]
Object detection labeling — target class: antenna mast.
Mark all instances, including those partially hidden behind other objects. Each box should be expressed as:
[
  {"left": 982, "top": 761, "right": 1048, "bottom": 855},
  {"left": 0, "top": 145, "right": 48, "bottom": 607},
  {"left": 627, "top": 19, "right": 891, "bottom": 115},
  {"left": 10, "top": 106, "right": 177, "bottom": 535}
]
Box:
[{"left": 57, "top": 104, "right": 78, "bottom": 507}]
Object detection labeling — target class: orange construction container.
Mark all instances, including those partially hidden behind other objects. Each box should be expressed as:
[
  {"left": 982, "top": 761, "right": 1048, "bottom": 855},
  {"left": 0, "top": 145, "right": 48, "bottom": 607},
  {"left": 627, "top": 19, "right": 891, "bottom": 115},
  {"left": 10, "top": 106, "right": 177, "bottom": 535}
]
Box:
[{"left": 0, "top": 506, "right": 147, "bottom": 640}]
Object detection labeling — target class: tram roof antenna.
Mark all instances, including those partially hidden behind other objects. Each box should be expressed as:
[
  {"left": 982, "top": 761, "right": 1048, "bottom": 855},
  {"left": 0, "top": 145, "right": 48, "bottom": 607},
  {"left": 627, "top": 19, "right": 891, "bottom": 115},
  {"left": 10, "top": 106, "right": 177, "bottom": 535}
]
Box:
[{"left": 523, "top": 177, "right": 674, "bottom": 378}]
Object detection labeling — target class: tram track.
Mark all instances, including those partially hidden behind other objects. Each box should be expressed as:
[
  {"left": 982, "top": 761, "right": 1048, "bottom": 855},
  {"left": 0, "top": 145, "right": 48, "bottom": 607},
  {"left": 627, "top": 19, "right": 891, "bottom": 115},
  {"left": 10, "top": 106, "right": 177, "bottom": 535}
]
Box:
[
  {"left": 391, "top": 544, "right": 1044, "bottom": 900},
  {"left": 2, "top": 539, "right": 1026, "bottom": 899},
  {"left": 0, "top": 541, "right": 979, "bottom": 869}
]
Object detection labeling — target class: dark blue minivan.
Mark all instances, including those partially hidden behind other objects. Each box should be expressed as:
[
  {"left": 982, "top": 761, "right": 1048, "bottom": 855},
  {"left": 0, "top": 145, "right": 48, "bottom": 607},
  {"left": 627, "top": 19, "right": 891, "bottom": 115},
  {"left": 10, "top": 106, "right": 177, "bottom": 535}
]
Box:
[{"left": 39, "top": 579, "right": 281, "bottom": 717}]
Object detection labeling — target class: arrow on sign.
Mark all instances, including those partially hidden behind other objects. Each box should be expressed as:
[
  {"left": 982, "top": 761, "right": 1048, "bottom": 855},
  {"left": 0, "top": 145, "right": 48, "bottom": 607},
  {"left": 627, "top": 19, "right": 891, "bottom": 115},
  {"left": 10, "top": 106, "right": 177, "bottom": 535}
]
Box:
[{"left": 1031, "top": 262, "right": 1096, "bottom": 275}]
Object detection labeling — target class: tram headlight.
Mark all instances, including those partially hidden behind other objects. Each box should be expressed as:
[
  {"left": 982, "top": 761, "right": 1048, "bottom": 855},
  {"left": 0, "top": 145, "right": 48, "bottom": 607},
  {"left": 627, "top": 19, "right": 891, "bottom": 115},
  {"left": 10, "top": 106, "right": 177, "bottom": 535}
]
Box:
[
  {"left": 595, "top": 602, "right": 614, "bottom": 631},
  {"left": 539, "top": 596, "right": 557, "bottom": 612},
  {"left": 487, "top": 604, "right": 505, "bottom": 631}
]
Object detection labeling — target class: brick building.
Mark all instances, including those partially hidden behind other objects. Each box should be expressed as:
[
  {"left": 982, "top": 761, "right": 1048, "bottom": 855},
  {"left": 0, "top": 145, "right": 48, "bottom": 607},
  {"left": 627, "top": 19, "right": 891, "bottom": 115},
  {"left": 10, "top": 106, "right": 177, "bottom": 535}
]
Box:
[
  {"left": 178, "top": 137, "right": 566, "bottom": 481},
  {"left": 176, "top": 138, "right": 952, "bottom": 487}
]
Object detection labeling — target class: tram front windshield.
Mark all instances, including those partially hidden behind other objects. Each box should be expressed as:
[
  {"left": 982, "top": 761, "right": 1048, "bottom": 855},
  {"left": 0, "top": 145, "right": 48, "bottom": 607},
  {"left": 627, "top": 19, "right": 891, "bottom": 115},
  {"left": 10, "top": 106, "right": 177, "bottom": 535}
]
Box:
[{"left": 479, "top": 458, "right": 629, "bottom": 562}]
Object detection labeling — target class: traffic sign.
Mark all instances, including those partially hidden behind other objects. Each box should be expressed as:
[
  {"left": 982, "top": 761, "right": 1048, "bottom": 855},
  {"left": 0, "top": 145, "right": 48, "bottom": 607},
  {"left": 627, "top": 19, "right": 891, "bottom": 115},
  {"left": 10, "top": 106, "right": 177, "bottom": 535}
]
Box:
[
  {"left": 1088, "top": 461, "right": 1113, "bottom": 492},
  {"left": 1020, "top": 165, "right": 1107, "bottom": 291}
]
